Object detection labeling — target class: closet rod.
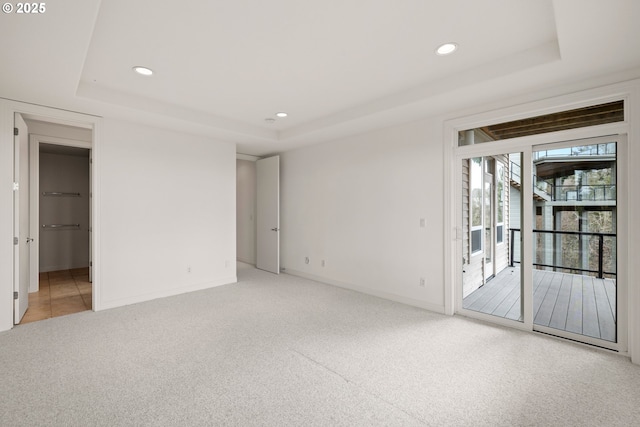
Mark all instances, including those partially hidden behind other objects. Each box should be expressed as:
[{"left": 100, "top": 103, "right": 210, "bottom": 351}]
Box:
[
  {"left": 42, "top": 191, "right": 81, "bottom": 197},
  {"left": 42, "top": 224, "right": 80, "bottom": 229}
]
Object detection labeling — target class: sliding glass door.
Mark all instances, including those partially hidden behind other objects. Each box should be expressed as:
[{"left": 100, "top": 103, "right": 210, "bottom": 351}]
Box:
[
  {"left": 461, "top": 153, "right": 523, "bottom": 323},
  {"left": 458, "top": 136, "right": 623, "bottom": 350},
  {"left": 531, "top": 139, "right": 617, "bottom": 343}
]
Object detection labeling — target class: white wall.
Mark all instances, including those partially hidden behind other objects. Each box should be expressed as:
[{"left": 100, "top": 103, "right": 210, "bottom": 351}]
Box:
[
  {"left": 1, "top": 103, "right": 238, "bottom": 331},
  {"left": 236, "top": 159, "right": 256, "bottom": 264},
  {"left": 98, "top": 119, "right": 237, "bottom": 309},
  {"left": 39, "top": 152, "right": 90, "bottom": 272},
  {"left": 280, "top": 118, "right": 445, "bottom": 312}
]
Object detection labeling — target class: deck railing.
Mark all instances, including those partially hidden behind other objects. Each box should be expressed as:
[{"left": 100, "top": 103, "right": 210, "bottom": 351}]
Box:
[
  {"left": 510, "top": 161, "right": 521, "bottom": 183},
  {"left": 533, "top": 142, "right": 616, "bottom": 161},
  {"left": 533, "top": 181, "right": 616, "bottom": 202},
  {"left": 509, "top": 228, "right": 616, "bottom": 278}
]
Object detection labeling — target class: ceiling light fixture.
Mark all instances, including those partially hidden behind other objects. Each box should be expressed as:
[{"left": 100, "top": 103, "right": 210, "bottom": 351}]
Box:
[
  {"left": 132, "top": 66, "right": 154, "bottom": 76},
  {"left": 265, "top": 118, "right": 276, "bottom": 124},
  {"left": 275, "top": 112, "right": 288, "bottom": 118},
  {"left": 436, "top": 42, "right": 458, "bottom": 56}
]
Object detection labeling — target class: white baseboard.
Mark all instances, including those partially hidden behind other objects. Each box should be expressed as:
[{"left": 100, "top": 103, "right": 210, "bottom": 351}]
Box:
[
  {"left": 284, "top": 269, "right": 445, "bottom": 314},
  {"left": 97, "top": 275, "right": 237, "bottom": 311}
]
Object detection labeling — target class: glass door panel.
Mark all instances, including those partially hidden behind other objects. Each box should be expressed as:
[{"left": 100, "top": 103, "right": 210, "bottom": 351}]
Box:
[
  {"left": 532, "top": 140, "right": 617, "bottom": 342},
  {"left": 462, "top": 153, "right": 522, "bottom": 322},
  {"left": 484, "top": 173, "right": 494, "bottom": 281}
]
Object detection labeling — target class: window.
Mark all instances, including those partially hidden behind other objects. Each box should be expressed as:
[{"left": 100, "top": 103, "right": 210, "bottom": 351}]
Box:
[
  {"left": 496, "top": 161, "right": 505, "bottom": 244},
  {"left": 470, "top": 157, "right": 483, "bottom": 254}
]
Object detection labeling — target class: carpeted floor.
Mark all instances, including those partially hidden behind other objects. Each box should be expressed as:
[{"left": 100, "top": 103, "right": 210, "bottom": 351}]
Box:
[{"left": 1, "top": 263, "right": 639, "bottom": 426}]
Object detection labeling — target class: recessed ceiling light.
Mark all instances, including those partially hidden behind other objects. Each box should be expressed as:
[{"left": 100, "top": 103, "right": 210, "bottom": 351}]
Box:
[
  {"left": 275, "top": 112, "right": 288, "bottom": 118},
  {"left": 133, "top": 66, "right": 153, "bottom": 76},
  {"left": 436, "top": 43, "right": 458, "bottom": 56}
]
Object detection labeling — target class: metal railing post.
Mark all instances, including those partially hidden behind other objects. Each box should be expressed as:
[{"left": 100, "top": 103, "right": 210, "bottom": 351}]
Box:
[
  {"left": 598, "top": 234, "right": 604, "bottom": 279},
  {"left": 510, "top": 228, "right": 515, "bottom": 267}
]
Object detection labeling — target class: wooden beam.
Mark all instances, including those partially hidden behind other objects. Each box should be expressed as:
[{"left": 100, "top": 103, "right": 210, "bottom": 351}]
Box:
[{"left": 484, "top": 101, "right": 623, "bottom": 140}]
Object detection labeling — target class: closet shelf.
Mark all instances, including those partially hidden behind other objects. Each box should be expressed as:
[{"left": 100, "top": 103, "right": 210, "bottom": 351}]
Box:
[{"left": 42, "top": 191, "right": 81, "bottom": 197}]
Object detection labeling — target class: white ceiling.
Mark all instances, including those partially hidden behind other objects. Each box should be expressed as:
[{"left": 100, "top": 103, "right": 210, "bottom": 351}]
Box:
[{"left": 2, "top": 0, "right": 640, "bottom": 156}]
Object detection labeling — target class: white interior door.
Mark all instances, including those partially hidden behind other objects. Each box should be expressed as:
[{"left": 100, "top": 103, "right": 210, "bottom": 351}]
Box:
[
  {"left": 256, "top": 155, "right": 280, "bottom": 274},
  {"left": 14, "top": 113, "right": 29, "bottom": 323}
]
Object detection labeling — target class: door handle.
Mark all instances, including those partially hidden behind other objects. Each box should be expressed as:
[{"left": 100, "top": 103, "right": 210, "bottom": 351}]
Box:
[
  {"left": 271, "top": 227, "right": 279, "bottom": 232},
  {"left": 26, "top": 237, "right": 34, "bottom": 243}
]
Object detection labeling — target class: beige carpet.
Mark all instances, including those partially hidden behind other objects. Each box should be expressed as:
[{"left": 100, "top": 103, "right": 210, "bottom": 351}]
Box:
[{"left": 0, "top": 263, "right": 638, "bottom": 426}]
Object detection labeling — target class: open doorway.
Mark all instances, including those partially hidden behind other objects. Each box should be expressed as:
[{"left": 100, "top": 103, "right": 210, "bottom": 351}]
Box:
[
  {"left": 235, "top": 153, "right": 281, "bottom": 275},
  {"left": 236, "top": 156, "right": 257, "bottom": 267},
  {"left": 15, "top": 117, "right": 93, "bottom": 324}
]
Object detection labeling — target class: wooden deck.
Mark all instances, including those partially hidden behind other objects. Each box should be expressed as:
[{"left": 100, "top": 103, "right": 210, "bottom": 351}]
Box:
[{"left": 463, "top": 267, "right": 616, "bottom": 342}]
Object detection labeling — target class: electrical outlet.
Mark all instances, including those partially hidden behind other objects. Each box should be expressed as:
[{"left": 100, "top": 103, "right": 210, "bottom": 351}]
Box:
[
  {"left": 419, "top": 277, "right": 425, "bottom": 287},
  {"left": 305, "top": 257, "right": 310, "bottom": 265},
  {"left": 188, "top": 266, "right": 191, "bottom": 273},
  {"left": 420, "top": 218, "right": 426, "bottom": 228}
]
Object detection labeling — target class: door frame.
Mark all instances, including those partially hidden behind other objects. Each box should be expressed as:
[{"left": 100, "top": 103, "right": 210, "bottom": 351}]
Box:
[
  {"left": 443, "top": 82, "right": 637, "bottom": 357},
  {"left": 0, "top": 98, "right": 101, "bottom": 332},
  {"left": 29, "top": 134, "right": 92, "bottom": 293}
]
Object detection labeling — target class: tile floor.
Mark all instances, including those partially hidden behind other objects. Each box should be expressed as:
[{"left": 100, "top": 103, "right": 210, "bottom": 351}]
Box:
[{"left": 20, "top": 268, "right": 92, "bottom": 324}]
